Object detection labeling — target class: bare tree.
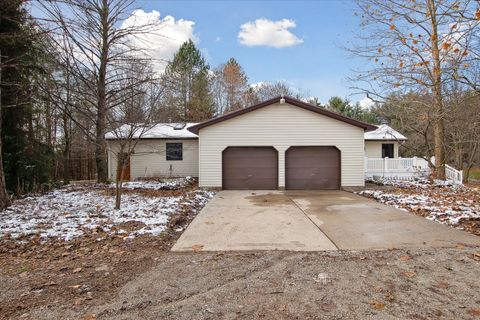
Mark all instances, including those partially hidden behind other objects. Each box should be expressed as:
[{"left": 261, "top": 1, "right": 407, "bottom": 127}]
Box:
[
  {"left": 444, "top": 87, "right": 480, "bottom": 181},
  {"left": 348, "top": 0, "right": 479, "bottom": 179},
  {"left": 38, "top": 0, "right": 159, "bottom": 182},
  {"left": 106, "top": 61, "right": 163, "bottom": 209},
  {"left": 254, "top": 81, "right": 306, "bottom": 102}
]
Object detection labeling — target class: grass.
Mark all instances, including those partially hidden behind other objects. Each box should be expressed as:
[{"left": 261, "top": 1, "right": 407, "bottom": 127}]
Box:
[
  {"left": 469, "top": 167, "right": 480, "bottom": 179},
  {"left": 468, "top": 167, "right": 480, "bottom": 181}
]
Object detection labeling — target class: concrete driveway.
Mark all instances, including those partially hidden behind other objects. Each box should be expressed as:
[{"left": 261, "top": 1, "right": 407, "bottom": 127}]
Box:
[{"left": 171, "top": 190, "right": 480, "bottom": 251}]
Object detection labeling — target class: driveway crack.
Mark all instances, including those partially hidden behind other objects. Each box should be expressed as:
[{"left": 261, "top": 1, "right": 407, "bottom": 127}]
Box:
[{"left": 288, "top": 197, "right": 339, "bottom": 250}]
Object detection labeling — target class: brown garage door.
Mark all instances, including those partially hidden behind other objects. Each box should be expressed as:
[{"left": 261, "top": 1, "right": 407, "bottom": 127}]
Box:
[
  {"left": 222, "top": 147, "right": 278, "bottom": 190},
  {"left": 286, "top": 146, "right": 340, "bottom": 190}
]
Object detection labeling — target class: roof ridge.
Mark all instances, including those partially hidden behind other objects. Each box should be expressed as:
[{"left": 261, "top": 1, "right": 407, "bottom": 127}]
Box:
[{"left": 188, "top": 96, "right": 377, "bottom": 134}]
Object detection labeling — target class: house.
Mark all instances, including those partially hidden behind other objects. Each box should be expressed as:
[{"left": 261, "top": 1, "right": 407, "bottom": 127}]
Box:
[
  {"left": 106, "top": 124, "right": 199, "bottom": 180},
  {"left": 107, "top": 96, "right": 400, "bottom": 189},
  {"left": 364, "top": 124, "right": 407, "bottom": 158}
]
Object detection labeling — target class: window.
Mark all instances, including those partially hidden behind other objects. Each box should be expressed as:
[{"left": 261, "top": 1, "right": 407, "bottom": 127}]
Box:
[
  {"left": 166, "top": 143, "right": 183, "bottom": 161},
  {"left": 381, "top": 143, "right": 394, "bottom": 158}
]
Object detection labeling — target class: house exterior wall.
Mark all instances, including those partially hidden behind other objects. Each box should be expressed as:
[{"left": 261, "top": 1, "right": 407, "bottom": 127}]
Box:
[
  {"left": 107, "top": 139, "right": 199, "bottom": 180},
  {"left": 364, "top": 141, "right": 399, "bottom": 158},
  {"left": 198, "top": 102, "right": 365, "bottom": 188}
]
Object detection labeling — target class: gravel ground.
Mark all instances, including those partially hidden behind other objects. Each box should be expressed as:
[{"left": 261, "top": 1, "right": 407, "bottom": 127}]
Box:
[{"left": 8, "top": 247, "right": 480, "bottom": 320}]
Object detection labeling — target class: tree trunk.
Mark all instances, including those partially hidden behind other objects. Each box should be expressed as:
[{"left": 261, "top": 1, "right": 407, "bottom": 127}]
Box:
[
  {"left": 62, "top": 113, "right": 70, "bottom": 184},
  {"left": 428, "top": 0, "right": 446, "bottom": 180},
  {"left": 95, "top": 0, "right": 110, "bottom": 183},
  {"left": 115, "top": 156, "right": 123, "bottom": 210},
  {"left": 0, "top": 51, "right": 11, "bottom": 209}
]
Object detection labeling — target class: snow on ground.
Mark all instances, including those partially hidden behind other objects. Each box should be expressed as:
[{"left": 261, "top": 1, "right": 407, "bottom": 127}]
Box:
[
  {"left": 112, "top": 176, "right": 196, "bottom": 190},
  {"left": 0, "top": 179, "right": 215, "bottom": 242},
  {"left": 359, "top": 178, "right": 480, "bottom": 229}
]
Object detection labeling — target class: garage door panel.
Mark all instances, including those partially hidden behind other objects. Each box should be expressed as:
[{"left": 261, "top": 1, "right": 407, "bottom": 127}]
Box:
[
  {"left": 223, "top": 147, "right": 278, "bottom": 190},
  {"left": 286, "top": 146, "right": 340, "bottom": 190}
]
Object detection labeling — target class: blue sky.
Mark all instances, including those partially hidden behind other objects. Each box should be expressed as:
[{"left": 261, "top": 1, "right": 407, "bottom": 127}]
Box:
[
  {"left": 136, "top": 0, "right": 366, "bottom": 104},
  {"left": 31, "top": 0, "right": 369, "bottom": 105}
]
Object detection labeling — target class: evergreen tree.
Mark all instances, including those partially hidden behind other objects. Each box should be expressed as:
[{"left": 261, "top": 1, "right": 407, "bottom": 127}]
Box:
[
  {"left": 326, "top": 97, "right": 378, "bottom": 124},
  {"left": 1, "top": 0, "right": 54, "bottom": 195},
  {"left": 162, "top": 40, "right": 214, "bottom": 121}
]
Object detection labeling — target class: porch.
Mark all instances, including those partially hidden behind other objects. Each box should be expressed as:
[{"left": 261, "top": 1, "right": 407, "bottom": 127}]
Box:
[{"left": 365, "top": 157, "right": 463, "bottom": 185}]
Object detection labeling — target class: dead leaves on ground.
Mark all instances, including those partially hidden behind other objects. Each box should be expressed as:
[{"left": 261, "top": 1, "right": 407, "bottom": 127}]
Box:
[
  {"left": 468, "top": 308, "right": 480, "bottom": 316},
  {"left": 369, "top": 300, "right": 386, "bottom": 310},
  {"left": 435, "top": 281, "right": 450, "bottom": 289},
  {"left": 470, "top": 252, "right": 480, "bottom": 261},
  {"left": 191, "top": 244, "right": 204, "bottom": 252},
  {"left": 402, "top": 271, "right": 417, "bottom": 278}
]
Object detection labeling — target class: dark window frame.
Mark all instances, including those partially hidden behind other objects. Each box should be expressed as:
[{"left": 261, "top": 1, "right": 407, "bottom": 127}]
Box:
[
  {"left": 166, "top": 143, "right": 183, "bottom": 161},
  {"left": 381, "top": 143, "right": 394, "bottom": 158}
]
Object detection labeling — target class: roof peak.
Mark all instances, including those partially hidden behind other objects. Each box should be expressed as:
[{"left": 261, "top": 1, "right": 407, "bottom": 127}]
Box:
[{"left": 188, "top": 96, "right": 377, "bottom": 134}]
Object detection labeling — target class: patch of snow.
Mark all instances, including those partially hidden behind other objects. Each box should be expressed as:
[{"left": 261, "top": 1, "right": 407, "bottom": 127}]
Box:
[
  {"left": 105, "top": 123, "right": 198, "bottom": 140},
  {"left": 0, "top": 184, "right": 215, "bottom": 242},
  {"left": 113, "top": 177, "right": 195, "bottom": 190},
  {"left": 358, "top": 179, "right": 479, "bottom": 228},
  {"left": 364, "top": 124, "right": 407, "bottom": 141}
]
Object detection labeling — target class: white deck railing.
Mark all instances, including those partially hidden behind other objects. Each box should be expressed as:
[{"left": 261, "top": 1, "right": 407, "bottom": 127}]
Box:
[
  {"left": 445, "top": 164, "right": 463, "bottom": 185},
  {"left": 365, "top": 157, "right": 429, "bottom": 179},
  {"left": 365, "top": 157, "right": 463, "bottom": 184}
]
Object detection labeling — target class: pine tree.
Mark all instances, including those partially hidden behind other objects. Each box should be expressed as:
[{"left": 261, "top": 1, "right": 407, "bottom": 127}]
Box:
[
  {"left": 217, "top": 58, "right": 248, "bottom": 113},
  {"left": 1, "top": 0, "right": 54, "bottom": 196},
  {"left": 162, "top": 40, "right": 215, "bottom": 122}
]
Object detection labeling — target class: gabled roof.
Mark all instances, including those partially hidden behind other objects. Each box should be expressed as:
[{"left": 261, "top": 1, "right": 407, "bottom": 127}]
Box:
[
  {"left": 188, "top": 96, "right": 377, "bottom": 134},
  {"left": 364, "top": 124, "right": 407, "bottom": 141},
  {"left": 105, "top": 123, "right": 199, "bottom": 140}
]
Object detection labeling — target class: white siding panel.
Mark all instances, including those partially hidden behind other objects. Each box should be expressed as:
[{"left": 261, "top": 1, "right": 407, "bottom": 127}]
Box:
[
  {"left": 107, "top": 139, "right": 198, "bottom": 180},
  {"left": 198, "top": 102, "right": 365, "bottom": 187},
  {"left": 365, "top": 141, "right": 399, "bottom": 158}
]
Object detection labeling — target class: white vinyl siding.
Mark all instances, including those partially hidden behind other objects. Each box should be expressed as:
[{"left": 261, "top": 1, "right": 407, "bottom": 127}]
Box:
[
  {"left": 364, "top": 141, "right": 399, "bottom": 158},
  {"left": 198, "top": 102, "right": 366, "bottom": 188},
  {"left": 107, "top": 139, "right": 198, "bottom": 180}
]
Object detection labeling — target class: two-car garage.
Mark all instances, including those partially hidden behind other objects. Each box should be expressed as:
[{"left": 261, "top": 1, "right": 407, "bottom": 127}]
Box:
[
  {"left": 222, "top": 146, "right": 340, "bottom": 190},
  {"left": 189, "top": 96, "right": 376, "bottom": 190}
]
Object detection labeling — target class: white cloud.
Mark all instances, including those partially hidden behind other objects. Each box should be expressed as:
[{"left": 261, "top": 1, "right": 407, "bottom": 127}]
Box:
[
  {"left": 359, "top": 96, "right": 375, "bottom": 109},
  {"left": 121, "top": 10, "right": 197, "bottom": 73},
  {"left": 238, "top": 18, "right": 303, "bottom": 48}
]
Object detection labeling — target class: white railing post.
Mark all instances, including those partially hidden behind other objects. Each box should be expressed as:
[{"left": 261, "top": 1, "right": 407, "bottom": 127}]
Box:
[{"left": 384, "top": 157, "right": 388, "bottom": 178}]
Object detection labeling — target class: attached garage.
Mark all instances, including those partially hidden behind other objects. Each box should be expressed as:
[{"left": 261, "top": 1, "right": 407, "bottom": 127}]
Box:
[
  {"left": 222, "top": 147, "right": 278, "bottom": 190},
  {"left": 189, "top": 96, "right": 376, "bottom": 190},
  {"left": 285, "top": 146, "right": 340, "bottom": 190}
]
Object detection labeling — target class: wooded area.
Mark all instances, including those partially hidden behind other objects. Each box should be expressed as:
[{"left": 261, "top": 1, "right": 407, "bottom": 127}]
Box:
[{"left": 0, "top": 0, "right": 479, "bottom": 209}]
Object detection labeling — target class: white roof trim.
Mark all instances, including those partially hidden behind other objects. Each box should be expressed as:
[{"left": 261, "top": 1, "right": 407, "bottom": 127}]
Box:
[{"left": 364, "top": 124, "right": 407, "bottom": 141}]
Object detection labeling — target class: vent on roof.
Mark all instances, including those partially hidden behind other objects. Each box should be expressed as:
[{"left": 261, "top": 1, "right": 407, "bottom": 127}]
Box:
[{"left": 173, "top": 123, "right": 186, "bottom": 130}]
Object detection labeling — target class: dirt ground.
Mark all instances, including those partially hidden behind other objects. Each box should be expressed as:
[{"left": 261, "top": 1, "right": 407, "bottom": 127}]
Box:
[
  {"left": 1, "top": 239, "right": 480, "bottom": 319},
  {"left": 0, "top": 185, "right": 207, "bottom": 320},
  {"left": 1, "top": 182, "right": 480, "bottom": 320}
]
